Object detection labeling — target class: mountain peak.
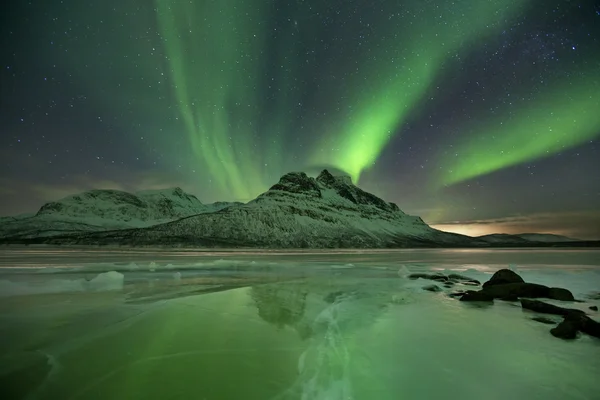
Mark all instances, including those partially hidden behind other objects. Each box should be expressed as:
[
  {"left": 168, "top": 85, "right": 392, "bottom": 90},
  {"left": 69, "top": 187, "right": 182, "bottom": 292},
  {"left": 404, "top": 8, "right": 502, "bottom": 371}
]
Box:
[
  {"left": 268, "top": 172, "right": 322, "bottom": 197},
  {"left": 316, "top": 169, "right": 353, "bottom": 186}
]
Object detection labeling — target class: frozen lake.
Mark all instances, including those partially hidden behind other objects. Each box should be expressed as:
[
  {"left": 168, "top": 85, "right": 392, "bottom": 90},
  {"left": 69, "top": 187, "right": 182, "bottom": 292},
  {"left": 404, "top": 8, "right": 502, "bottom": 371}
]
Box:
[{"left": 0, "top": 247, "right": 599, "bottom": 399}]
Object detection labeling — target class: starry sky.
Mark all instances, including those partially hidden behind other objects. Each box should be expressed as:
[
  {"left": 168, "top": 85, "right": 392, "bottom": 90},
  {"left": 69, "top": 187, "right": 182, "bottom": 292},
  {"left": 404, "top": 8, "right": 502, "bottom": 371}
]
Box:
[{"left": 1, "top": 0, "right": 599, "bottom": 239}]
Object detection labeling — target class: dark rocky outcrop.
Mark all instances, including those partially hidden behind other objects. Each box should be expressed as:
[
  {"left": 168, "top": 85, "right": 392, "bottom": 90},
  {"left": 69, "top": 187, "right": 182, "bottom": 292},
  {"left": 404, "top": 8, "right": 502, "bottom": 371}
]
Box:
[
  {"left": 474, "top": 269, "right": 575, "bottom": 301},
  {"left": 590, "top": 306, "right": 598, "bottom": 311},
  {"left": 520, "top": 299, "right": 584, "bottom": 317},
  {"left": 460, "top": 291, "right": 494, "bottom": 302},
  {"left": 482, "top": 269, "right": 524, "bottom": 288},
  {"left": 408, "top": 272, "right": 480, "bottom": 286},
  {"left": 423, "top": 284, "right": 442, "bottom": 292},
  {"left": 551, "top": 313, "right": 600, "bottom": 340},
  {"left": 520, "top": 299, "right": 600, "bottom": 340},
  {"left": 550, "top": 319, "right": 579, "bottom": 339},
  {"left": 442, "top": 268, "right": 597, "bottom": 342},
  {"left": 483, "top": 282, "right": 552, "bottom": 299},
  {"left": 531, "top": 316, "right": 558, "bottom": 325},
  {"left": 548, "top": 287, "right": 575, "bottom": 301}
]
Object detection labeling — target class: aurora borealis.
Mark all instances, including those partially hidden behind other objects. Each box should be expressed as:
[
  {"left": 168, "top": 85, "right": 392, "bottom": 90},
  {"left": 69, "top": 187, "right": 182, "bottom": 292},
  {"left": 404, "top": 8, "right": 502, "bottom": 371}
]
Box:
[{"left": 1, "top": 0, "right": 599, "bottom": 238}]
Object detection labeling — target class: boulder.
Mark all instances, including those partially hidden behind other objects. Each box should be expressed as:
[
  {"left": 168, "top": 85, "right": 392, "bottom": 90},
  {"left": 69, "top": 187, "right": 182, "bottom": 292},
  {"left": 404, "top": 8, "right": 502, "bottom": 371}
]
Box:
[
  {"left": 483, "top": 282, "right": 550, "bottom": 299},
  {"left": 550, "top": 313, "right": 600, "bottom": 340},
  {"left": 580, "top": 317, "right": 600, "bottom": 338},
  {"left": 590, "top": 306, "right": 598, "bottom": 311},
  {"left": 483, "top": 269, "right": 524, "bottom": 288},
  {"left": 520, "top": 299, "right": 584, "bottom": 317},
  {"left": 481, "top": 282, "right": 574, "bottom": 301},
  {"left": 408, "top": 273, "right": 479, "bottom": 285},
  {"left": 550, "top": 319, "right": 579, "bottom": 339},
  {"left": 430, "top": 273, "right": 449, "bottom": 282},
  {"left": 460, "top": 291, "right": 494, "bottom": 302},
  {"left": 548, "top": 287, "right": 575, "bottom": 301},
  {"left": 423, "top": 284, "right": 442, "bottom": 292}
]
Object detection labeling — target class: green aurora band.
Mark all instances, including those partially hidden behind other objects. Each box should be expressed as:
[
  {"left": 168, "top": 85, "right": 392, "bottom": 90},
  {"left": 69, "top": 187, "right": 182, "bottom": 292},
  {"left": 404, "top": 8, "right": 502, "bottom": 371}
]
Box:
[
  {"left": 156, "top": 0, "right": 272, "bottom": 200},
  {"left": 440, "top": 71, "right": 600, "bottom": 186},
  {"left": 310, "top": 0, "right": 531, "bottom": 183}
]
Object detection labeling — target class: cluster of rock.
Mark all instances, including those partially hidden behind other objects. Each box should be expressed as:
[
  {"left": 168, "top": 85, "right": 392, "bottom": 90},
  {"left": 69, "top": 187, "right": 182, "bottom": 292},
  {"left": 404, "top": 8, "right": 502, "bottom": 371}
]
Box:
[{"left": 410, "top": 268, "right": 599, "bottom": 341}]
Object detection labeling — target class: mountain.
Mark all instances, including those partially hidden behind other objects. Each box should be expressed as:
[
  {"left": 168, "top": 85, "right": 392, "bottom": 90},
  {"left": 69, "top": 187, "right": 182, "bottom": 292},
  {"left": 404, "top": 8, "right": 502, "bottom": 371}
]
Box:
[
  {"left": 2, "top": 170, "right": 596, "bottom": 248},
  {"left": 26, "top": 170, "right": 478, "bottom": 248},
  {"left": 0, "top": 188, "right": 237, "bottom": 239},
  {"left": 477, "top": 234, "right": 532, "bottom": 244},
  {"left": 514, "top": 233, "right": 579, "bottom": 242},
  {"left": 477, "top": 233, "right": 580, "bottom": 244}
]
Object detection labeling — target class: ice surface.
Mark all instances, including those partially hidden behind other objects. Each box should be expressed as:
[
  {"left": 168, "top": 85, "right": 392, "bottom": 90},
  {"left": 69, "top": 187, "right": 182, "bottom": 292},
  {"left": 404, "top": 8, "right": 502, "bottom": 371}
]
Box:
[
  {"left": 0, "top": 249, "right": 598, "bottom": 400},
  {"left": 0, "top": 271, "right": 124, "bottom": 297}
]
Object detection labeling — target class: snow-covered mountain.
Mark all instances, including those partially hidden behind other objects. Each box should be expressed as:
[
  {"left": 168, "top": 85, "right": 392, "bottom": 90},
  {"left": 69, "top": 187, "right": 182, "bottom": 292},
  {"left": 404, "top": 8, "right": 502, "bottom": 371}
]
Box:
[
  {"left": 0, "top": 188, "right": 237, "bottom": 239},
  {"left": 34, "top": 170, "right": 477, "bottom": 248}
]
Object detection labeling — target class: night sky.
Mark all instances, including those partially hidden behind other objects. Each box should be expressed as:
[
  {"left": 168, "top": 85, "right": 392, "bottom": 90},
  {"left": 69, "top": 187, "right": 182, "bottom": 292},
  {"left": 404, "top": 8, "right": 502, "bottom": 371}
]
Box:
[{"left": 1, "top": 0, "right": 599, "bottom": 239}]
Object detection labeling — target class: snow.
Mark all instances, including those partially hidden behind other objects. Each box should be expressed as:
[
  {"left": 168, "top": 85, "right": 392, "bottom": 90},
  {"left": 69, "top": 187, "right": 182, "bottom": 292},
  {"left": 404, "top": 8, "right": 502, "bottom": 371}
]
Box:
[
  {"left": 0, "top": 170, "right": 467, "bottom": 247},
  {"left": 0, "top": 248, "right": 598, "bottom": 399},
  {"left": 0, "top": 188, "right": 242, "bottom": 239}
]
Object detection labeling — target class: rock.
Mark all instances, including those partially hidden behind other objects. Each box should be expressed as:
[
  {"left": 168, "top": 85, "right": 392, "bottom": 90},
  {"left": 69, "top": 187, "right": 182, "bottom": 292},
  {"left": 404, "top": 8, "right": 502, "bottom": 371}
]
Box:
[
  {"left": 430, "top": 273, "right": 449, "bottom": 282},
  {"left": 531, "top": 316, "right": 558, "bottom": 325},
  {"left": 550, "top": 319, "right": 579, "bottom": 339},
  {"left": 483, "top": 269, "right": 525, "bottom": 288},
  {"left": 408, "top": 273, "right": 430, "bottom": 280},
  {"left": 590, "top": 306, "right": 598, "bottom": 311},
  {"left": 423, "top": 284, "right": 442, "bottom": 292},
  {"left": 520, "top": 299, "right": 585, "bottom": 317},
  {"left": 548, "top": 287, "right": 575, "bottom": 301},
  {"left": 499, "top": 295, "right": 519, "bottom": 302},
  {"left": 408, "top": 272, "right": 480, "bottom": 287},
  {"left": 460, "top": 291, "right": 494, "bottom": 302},
  {"left": 448, "top": 291, "right": 467, "bottom": 298},
  {"left": 483, "top": 282, "right": 550, "bottom": 299},
  {"left": 550, "top": 313, "right": 600, "bottom": 340},
  {"left": 579, "top": 316, "right": 600, "bottom": 338}
]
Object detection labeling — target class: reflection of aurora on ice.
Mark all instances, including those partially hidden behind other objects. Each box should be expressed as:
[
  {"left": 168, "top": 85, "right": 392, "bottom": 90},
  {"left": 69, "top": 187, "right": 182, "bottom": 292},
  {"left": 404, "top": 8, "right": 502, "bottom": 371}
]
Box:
[{"left": 2, "top": 258, "right": 600, "bottom": 400}]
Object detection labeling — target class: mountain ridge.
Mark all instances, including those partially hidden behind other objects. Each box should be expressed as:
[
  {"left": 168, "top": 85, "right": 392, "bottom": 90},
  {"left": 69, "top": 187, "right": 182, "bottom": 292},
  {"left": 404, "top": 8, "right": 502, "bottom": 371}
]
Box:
[
  {"left": 0, "top": 187, "right": 238, "bottom": 239},
  {"left": 0, "top": 170, "right": 596, "bottom": 248}
]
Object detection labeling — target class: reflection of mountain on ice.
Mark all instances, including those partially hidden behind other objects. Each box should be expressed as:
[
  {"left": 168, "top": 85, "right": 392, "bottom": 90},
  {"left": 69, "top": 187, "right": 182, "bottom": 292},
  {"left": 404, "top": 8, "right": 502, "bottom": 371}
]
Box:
[{"left": 263, "top": 279, "right": 407, "bottom": 400}]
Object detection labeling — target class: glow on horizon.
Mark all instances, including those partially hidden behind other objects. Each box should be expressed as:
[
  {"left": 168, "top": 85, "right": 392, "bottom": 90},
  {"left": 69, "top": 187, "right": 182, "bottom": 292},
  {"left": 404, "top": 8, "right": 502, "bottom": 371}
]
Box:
[{"left": 431, "top": 223, "right": 575, "bottom": 239}]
